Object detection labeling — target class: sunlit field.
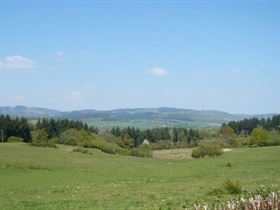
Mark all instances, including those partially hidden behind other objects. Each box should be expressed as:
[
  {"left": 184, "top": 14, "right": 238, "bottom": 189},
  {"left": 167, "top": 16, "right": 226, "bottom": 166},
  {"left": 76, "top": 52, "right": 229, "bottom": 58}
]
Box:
[{"left": 0, "top": 143, "right": 279, "bottom": 209}]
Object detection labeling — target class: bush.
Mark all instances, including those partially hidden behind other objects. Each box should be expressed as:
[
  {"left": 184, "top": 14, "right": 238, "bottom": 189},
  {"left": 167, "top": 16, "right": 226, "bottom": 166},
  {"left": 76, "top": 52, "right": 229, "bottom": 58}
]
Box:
[
  {"left": 83, "top": 139, "right": 123, "bottom": 155},
  {"left": 60, "top": 129, "right": 86, "bottom": 146},
  {"left": 191, "top": 147, "right": 203, "bottom": 158},
  {"left": 31, "top": 129, "right": 48, "bottom": 144},
  {"left": 30, "top": 141, "right": 57, "bottom": 148},
  {"left": 30, "top": 129, "right": 56, "bottom": 148},
  {"left": 223, "top": 179, "right": 242, "bottom": 194},
  {"left": 250, "top": 128, "right": 269, "bottom": 146},
  {"left": 267, "top": 130, "right": 280, "bottom": 146},
  {"left": 219, "top": 125, "right": 236, "bottom": 140},
  {"left": 150, "top": 140, "right": 174, "bottom": 150},
  {"left": 7, "top": 136, "right": 23, "bottom": 143},
  {"left": 191, "top": 140, "right": 223, "bottom": 158},
  {"left": 83, "top": 135, "right": 152, "bottom": 157},
  {"left": 48, "top": 137, "right": 60, "bottom": 144},
  {"left": 131, "top": 144, "right": 152, "bottom": 157}
]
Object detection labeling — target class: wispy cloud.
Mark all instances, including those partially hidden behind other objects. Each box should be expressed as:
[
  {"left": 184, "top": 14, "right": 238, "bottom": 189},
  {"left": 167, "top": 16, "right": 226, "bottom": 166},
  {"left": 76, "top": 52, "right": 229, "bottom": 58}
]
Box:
[
  {"left": 0, "top": 55, "right": 37, "bottom": 70},
  {"left": 67, "top": 91, "right": 83, "bottom": 103},
  {"left": 149, "top": 67, "right": 168, "bottom": 77},
  {"left": 15, "top": 95, "right": 25, "bottom": 100},
  {"left": 55, "top": 51, "right": 65, "bottom": 59}
]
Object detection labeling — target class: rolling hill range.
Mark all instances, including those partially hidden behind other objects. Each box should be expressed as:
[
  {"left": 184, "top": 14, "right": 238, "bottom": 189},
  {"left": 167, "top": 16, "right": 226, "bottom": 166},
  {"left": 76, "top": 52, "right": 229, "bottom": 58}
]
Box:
[{"left": 0, "top": 106, "right": 276, "bottom": 130}]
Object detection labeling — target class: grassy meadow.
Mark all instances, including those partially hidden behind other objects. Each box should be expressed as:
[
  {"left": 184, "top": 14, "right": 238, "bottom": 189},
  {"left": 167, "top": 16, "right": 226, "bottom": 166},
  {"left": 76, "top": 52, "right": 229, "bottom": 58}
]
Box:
[{"left": 0, "top": 143, "right": 280, "bottom": 209}]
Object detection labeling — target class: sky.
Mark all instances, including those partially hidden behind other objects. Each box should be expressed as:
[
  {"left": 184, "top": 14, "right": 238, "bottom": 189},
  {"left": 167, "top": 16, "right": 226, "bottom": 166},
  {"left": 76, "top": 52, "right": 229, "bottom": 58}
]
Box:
[{"left": 0, "top": 0, "right": 279, "bottom": 114}]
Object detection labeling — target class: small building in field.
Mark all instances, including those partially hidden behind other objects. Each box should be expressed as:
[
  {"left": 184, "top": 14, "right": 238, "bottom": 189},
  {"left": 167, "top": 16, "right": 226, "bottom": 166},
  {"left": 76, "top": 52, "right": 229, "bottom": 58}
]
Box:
[{"left": 142, "top": 139, "right": 150, "bottom": 145}]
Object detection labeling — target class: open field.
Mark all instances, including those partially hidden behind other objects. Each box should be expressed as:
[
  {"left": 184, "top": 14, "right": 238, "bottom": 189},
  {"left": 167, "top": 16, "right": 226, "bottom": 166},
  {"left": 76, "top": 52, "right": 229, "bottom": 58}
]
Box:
[
  {"left": 152, "top": 148, "right": 193, "bottom": 160},
  {"left": 0, "top": 143, "right": 280, "bottom": 209},
  {"left": 152, "top": 148, "right": 232, "bottom": 160}
]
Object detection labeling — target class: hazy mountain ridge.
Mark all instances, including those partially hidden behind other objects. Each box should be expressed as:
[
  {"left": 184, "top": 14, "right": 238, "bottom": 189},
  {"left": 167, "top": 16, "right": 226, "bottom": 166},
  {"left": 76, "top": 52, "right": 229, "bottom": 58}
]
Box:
[
  {"left": 0, "top": 106, "right": 61, "bottom": 117},
  {"left": 0, "top": 106, "right": 276, "bottom": 129}
]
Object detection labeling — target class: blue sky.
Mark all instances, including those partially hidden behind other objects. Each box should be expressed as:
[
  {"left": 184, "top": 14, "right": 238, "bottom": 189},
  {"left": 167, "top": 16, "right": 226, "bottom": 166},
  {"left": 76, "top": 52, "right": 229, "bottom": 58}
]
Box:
[{"left": 0, "top": 1, "right": 279, "bottom": 114}]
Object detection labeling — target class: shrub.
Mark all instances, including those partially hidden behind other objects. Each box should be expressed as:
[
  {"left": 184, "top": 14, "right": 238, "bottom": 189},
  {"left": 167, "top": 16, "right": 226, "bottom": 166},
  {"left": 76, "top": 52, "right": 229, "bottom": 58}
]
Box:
[
  {"left": 48, "top": 137, "right": 60, "bottom": 144},
  {"left": 30, "top": 129, "right": 57, "bottom": 148},
  {"left": 131, "top": 148, "right": 152, "bottom": 158},
  {"left": 119, "top": 134, "right": 134, "bottom": 148},
  {"left": 31, "top": 129, "right": 48, "bottom": 144},
  {"left": 133, "top": 144, "right": 152, "bottom": 157},
  {"left": 150, "top": 140, "right": 174, "bottom": 150},
  {"left": 223, "top": 179, "right": 242, "bottom": 194},
  {"left": 83, "top": 135, "right": 152, "bottom": 157},
  {"left": 250, "top": 128, "right": 269, "bottom": 146},
  {"left": 83, "top": 139, "right": 122, "bottom": 154},
  {"left": 191, "top": 141, "right": 223, "bottom": 158},
  {"left": 219, "top": 125, "right": 236, "bottom": 140},
  {"left": 7, "top": 136, "right": 23, "bottom": 143},
  {"left": 191, "top": 147, "right": 203, "bottom": 158},
  {"left": 60, "top": 129, "right": 86, "bottom": 146},
  {"left": 30, "top": 141, "right": 57, "bottom": 148},
  {"left": 225, "top": 162, "right": 232, "bottom": 167},
  {"left": 99, "top": 132, "right": 121, "bottom": 143},
  {"left": 267, "top": 130, "right": 280, "bottom": 146}
]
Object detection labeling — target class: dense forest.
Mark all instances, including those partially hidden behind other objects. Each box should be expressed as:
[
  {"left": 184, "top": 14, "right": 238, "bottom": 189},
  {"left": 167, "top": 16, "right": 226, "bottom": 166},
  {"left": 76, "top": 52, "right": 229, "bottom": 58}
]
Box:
[
  {"left": 226, "top": 114, "right": 280, "bottom": 135},
  {"left": 0, "top": 115, "right": 31, "bottom": 142},
  {"left": 110, "top": 126, "right": 201, "bottom": 147},
  {"left": 0, "top": 115, "right": 98, "bottom": 142}
]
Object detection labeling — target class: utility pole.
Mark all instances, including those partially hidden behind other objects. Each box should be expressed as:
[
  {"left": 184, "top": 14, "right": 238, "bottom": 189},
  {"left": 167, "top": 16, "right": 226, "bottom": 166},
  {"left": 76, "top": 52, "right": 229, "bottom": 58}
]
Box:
[{"left": 1, "top": 129, "right": 3, "bottom": 143}]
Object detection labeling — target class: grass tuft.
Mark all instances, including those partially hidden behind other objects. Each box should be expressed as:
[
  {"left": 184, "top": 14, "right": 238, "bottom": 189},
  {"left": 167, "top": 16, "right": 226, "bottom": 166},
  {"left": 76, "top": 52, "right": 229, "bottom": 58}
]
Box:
[{"left": 223, "top": 179, "right": 242, "bottom": 194}]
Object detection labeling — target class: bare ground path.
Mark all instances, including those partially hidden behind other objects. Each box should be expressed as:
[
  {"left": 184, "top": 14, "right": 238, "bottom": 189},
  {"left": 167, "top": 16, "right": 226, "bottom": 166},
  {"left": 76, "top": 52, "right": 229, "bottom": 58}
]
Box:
[{"left": 153, "top": 148, "right": 233, "bottom": 160}]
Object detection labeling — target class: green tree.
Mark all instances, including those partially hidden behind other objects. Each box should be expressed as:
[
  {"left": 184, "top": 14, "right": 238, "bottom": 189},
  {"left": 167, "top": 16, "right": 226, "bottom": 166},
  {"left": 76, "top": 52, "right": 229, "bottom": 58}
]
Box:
[
  {"left": 120, "top": 133, "right": 134, "bottom": 148},
  {"left": 59, "top": 129, "right": 84, "bottom": 146},
  {"left": 220, "top": 124, "right": 237, "bottom": 146},
  {"left": 31, "top": 129, "right": 48, "bottom": 144},
  {"left": 250, "top": 128, "right": 269, "bottom": 146},
  {"left": 220, "top": 125, "right": 236, "bottom": 139}
]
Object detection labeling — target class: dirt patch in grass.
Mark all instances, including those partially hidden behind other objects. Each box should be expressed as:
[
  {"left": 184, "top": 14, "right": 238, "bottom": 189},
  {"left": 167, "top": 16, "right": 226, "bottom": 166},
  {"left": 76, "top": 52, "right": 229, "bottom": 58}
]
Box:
[
  {"left": 223, "top": 148, "right": 233, "bottom": 152},
  {"left": 152, "top": 148, "right": 193, "bottom": 160}
]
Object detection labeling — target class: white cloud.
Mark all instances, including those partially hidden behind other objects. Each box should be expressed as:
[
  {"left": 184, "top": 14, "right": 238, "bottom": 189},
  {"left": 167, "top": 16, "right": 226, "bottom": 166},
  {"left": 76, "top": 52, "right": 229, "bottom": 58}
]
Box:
[
  {"left": 67, "top": 91, "right": 83, "bottom": 103},
  {"left": 0, "top": 55, "right": 37, "bottom": 70},
  {"left": 149, "top": 67, "right": 168, "bottom": 77},
  {"left": 55, "top": 51, "right": 65, "bottom": 59},
  {"left": 15, "top": 95, "right": 25, "bottom": 100}
]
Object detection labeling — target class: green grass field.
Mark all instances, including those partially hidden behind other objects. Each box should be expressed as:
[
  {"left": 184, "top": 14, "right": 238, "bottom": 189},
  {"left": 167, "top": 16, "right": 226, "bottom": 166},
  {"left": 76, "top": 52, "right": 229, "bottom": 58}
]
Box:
[{"left": 0, "top": 143, "right": 279, "bottom": 210}]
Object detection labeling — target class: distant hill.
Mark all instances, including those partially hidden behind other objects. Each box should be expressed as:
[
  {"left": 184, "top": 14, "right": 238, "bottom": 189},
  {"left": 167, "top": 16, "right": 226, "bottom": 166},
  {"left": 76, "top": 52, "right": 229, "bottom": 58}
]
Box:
[
  {"left": 0, "top": 106, "right": 61, "bottom": 118},
  {"left": 0, "top": 106, "right": 276, "bottom": 130}
]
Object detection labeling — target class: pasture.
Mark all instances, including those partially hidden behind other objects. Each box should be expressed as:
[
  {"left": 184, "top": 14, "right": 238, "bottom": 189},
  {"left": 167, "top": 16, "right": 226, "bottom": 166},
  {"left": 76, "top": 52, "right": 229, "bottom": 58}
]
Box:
[{"left": 0, "top": 143, "right": 279, "bottom": 209}]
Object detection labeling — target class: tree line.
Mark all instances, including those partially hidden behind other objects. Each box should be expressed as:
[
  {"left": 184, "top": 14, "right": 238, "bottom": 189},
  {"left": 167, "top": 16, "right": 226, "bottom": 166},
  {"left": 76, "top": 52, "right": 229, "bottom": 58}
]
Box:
[
  {"left": 227, "top": 115, "right": 280, "bottom": 135},
  {"left": 110, "top": 126, "right": 202, "bottom": 147},
  {"left": 36, "top": 118, "right": 99, "bottom": 138},
  {"left": 0, "top": 115, "right": 31, "bottom": 142},
  {"left": 0, "top": 115, "right": 98, "bottom": 142}
]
